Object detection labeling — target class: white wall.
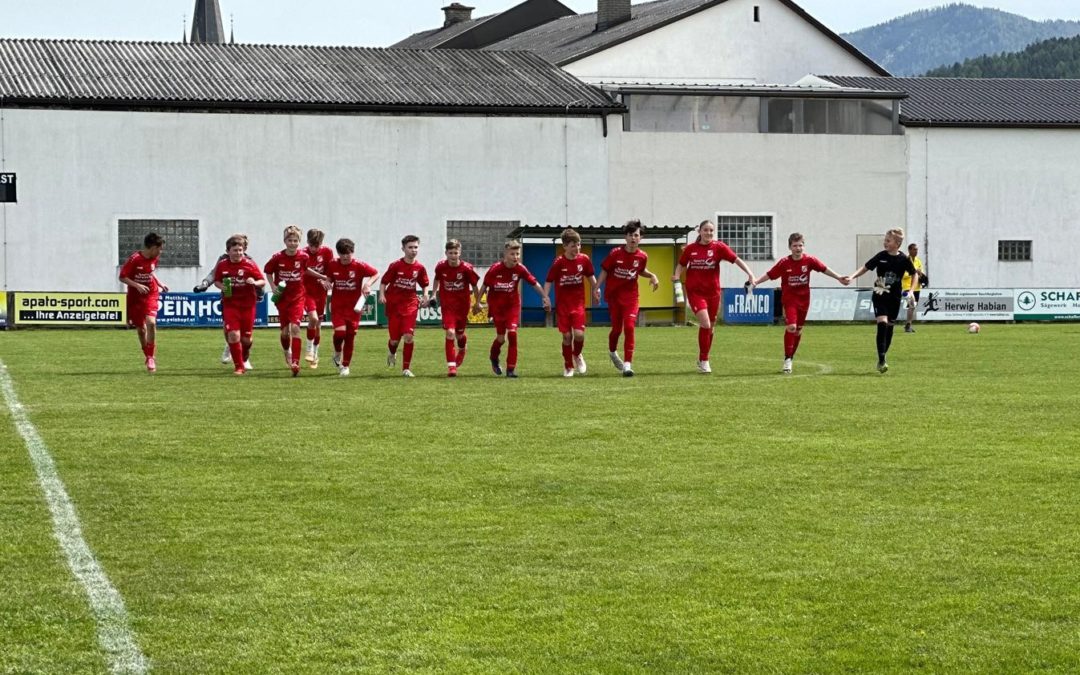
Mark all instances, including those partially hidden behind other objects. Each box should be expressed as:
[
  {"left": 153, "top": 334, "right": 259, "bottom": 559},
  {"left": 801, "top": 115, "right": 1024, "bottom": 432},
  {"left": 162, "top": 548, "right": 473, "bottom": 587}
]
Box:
[
  {"left": 565, "top": 0, "right": 881, "bottom": 85},
  {"left": 0, "top": 108, "right": 610, "bottom": 292},
  {"left": 907, "top": 127, "right": 1080, "bottom": 288},
  {"left": 607, "top": 129, "right": 909, "bottom": 285}
]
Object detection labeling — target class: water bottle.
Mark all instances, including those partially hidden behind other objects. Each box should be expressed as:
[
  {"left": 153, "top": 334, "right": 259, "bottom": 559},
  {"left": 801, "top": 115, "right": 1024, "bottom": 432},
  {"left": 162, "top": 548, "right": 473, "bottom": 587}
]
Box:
[
  {"left": 271, "top": 281, "right": 287, "bottom": 303},
  {"left": 673, "top": 281, "right": 685, "bottom": 304},
  {"left": 222, "top": 275, "right": 232, "bottom": 298}
]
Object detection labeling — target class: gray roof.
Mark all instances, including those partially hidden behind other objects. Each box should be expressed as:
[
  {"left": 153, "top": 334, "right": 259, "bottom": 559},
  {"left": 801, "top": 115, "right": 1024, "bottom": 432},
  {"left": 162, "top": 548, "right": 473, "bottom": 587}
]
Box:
[
  {"left": 392, "top": 14, "right": 495, "bottom": 50},
  {"left": 821, "top": 76, "right": 1080, "bottom": 128},
  {"left": 393, "top": 0, "right": 576, "bottom": 51},
  {"left": 0, "top": 39, "right": 621, "bottom": 114}
]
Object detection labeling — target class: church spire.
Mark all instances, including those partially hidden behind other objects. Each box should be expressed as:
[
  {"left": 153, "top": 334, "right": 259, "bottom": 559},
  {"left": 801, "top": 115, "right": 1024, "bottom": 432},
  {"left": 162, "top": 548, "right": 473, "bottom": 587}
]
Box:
[{"left": 190, "top": 0, "right": 226, "bottom": 44}]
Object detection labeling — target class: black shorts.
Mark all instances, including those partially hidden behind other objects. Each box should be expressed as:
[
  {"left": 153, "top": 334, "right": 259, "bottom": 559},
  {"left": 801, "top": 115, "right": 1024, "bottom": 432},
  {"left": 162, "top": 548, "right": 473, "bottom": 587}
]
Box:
[{"left": 872, "top": 293, "right": 902, "bottom": 322}]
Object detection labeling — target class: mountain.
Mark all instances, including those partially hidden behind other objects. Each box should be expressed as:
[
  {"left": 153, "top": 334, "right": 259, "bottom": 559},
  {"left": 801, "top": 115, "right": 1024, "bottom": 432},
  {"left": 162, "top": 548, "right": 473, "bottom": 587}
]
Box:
[
  {"left": 923, "top": 34, "right": 1080, "bottom": 77},
  {"left": 842, "top": 3, "right": 1080, "bottom": 76}
]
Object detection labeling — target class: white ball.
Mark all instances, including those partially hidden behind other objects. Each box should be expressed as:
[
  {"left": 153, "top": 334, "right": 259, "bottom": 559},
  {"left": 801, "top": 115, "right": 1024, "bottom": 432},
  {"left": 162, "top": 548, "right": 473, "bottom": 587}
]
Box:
[{"left": 968, "top": 322, "right": 981, "bottom": 334}]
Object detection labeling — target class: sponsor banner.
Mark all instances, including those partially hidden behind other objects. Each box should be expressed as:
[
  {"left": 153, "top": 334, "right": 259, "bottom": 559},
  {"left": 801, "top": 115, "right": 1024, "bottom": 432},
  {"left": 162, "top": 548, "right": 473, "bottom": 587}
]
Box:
[
  {"left": 1014, "top": 288, "right": 1080, "bottom": 321},
  {"left": 158, "top": 292, "right": 269, "bottom": 328},
  {"left": 12, "top": 291, "right": 126, "bottom": 326},
  {"left": 915, "top": 288, "right": 1013, "bottom": 322},
  {"left": 268, "top": 293, "right": 379, "bottom": 327},
  {"left": 805, "top": 288, "right": 869, "bottom": 321},
  {"left": 723, "top": 287, "right": 772, "bottom": 324}
]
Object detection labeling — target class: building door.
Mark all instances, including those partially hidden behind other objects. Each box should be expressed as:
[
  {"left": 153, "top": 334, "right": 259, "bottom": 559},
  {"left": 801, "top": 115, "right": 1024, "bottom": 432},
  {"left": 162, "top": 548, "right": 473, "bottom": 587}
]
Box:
[{"left": 855, "top": 235, "right": 882, "bottom": 288}]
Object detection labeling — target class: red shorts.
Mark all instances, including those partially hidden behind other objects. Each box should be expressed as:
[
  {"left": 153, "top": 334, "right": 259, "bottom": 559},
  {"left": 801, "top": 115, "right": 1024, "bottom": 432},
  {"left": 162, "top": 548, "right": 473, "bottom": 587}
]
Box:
[
  {"left": 388, "top": 309, "right": 418, "bottom": 341},
  {"left": 441, "top": 302, "right": 470, "bottom": 331},
  {"left": 126, "top": 294, "right": 159, "bottom": 327},
  {"left": 305, "top": 291, "right": 328, "bottom": 317},
  {"left": 783, "top": 299, "right": 810, "bottom": 327},
  {"left": 223, "top": 304, "right": 256, "bottom": 336},
  {"left": 275, "top": 299, "right": 305, "bottom": 326},
  {"left": 556, "top": 305, "right": 586, "bottom": 333},
  {"left": 331, "top": 305, "right": 360, "bottom": 330},
  {"left": 687, "top": 292, "right": 721, "bottom": 323},
  {"left": 490, "top": 305, "right": 520, "bottom": 334}
]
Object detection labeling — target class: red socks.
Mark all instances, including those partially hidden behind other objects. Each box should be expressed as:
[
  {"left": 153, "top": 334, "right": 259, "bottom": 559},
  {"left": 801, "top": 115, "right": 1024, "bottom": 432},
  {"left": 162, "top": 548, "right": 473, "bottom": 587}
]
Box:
[
  {"left": 403, "top": 341, "right": 414, "bottom": 370},
  {"left": 291, "top": 337, "right": 301, "bottom": 364},
  {"left": 573, "top": 337, "right": 584, "bottom": 356},
  {"left": 343, "top": 328, "right": 356, "bottom": 367},
  {"left": 445, "top": 337, "right": 456, "bottom": 364},
  {"left": 698, "top": 328, "right": 713, "bottom": 361},
  {"left": 229, "top": 341, "right": 243, "bottom": 368},
  {"left": 507, "top": 332, "right": 518, "bottom": 370},
  {"left": 562, "top": 343, "right": 573, "bottom": 368}
]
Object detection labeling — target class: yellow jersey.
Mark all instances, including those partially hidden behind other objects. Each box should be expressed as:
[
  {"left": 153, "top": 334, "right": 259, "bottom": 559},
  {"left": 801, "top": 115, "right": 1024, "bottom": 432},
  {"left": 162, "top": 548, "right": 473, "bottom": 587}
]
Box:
[{"left": 902, "top": 256, "right": 923, "bottom": 292}]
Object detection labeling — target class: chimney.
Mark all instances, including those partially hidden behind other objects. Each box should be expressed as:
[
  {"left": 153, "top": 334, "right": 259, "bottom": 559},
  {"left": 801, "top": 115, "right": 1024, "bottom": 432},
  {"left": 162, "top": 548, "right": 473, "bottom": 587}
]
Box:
[
  {"left": 596, "top": 0, "right": 632, "bottom": 31},
  {"left": 442, "top": 3, "right": 475, "bottom": 27}
]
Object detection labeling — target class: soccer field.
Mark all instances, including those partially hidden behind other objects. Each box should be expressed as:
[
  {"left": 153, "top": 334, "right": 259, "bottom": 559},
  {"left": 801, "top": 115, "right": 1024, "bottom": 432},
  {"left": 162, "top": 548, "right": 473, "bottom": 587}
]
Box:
[{"left": 2, "top": 324, "right": 1079, "bottom": 672}]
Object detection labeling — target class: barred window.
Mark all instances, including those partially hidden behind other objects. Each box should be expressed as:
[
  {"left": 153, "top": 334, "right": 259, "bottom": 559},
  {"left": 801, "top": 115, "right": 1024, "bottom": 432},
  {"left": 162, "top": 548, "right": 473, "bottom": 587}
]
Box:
[
  {"left": 998, "top": 240, "right": 1032, "bottom": 262},
  {"left": 446, "top": 220, "right": 520, "bottom": 266},
  {"left": 715, "top": 215, "right": 773, "bottom": 261},
  {"left": 118, "top": 219, "right": 199, "bottom": 267}
]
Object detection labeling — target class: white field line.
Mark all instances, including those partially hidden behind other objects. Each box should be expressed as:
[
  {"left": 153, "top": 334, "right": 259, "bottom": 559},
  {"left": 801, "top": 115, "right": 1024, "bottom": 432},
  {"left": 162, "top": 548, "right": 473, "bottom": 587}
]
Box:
[{"left": 0, "top": 360, "right": 149, "bottom": 674}]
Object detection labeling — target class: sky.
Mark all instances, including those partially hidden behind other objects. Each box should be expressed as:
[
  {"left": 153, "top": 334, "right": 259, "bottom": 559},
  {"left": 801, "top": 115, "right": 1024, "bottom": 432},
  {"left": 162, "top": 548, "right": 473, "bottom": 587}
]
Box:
[{"left": 2, "top": 0, "right": 1080, "bottom": 46}]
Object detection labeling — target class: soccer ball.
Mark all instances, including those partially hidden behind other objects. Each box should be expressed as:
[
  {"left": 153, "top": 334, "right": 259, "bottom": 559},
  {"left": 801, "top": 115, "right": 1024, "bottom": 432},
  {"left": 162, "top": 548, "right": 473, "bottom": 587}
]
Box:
[{"left": 968, "top": 322, "right": 981, "bottom": 334}]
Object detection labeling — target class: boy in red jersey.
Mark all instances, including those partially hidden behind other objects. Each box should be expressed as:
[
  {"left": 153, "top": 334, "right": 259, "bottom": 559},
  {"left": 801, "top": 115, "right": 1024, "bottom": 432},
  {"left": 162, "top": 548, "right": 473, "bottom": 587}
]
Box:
[
  {"left": 476, "top": 240, "right": 550, "bottom": 378},
  {"left": 326, "top": 238, "right": 379, "bottom": 377},
  {"left": 119, "top": 232, "right": 168, "bottom": 373},
  {"left": 264, "top": 225, "right": 322, "bottom": 376},
  {"left": 380, "top": 235, "right": 430, "bottom": 377},
  {"left": 543, "top": 228, "right": 596, "bottom": 377},
  {"left": 751, "top": 232, "right": 848, "bottom": 374},
  {"left": 214, "top": 235, "right": 267, "bottom": 375},
  {"left": 302, "top": 228, "right": 336, "bottom": 368},
  {"left": 433, "top": 239, "right": 481, "bottom": 377},
  {"left": 593, "top": 220, "right": 659, "bottom": 377},
  {"left": 195, "top": 233, "right": 263, "bottom": 367},
  {"left": 672, "top": 219, "right": 756, "bottom": 374}
]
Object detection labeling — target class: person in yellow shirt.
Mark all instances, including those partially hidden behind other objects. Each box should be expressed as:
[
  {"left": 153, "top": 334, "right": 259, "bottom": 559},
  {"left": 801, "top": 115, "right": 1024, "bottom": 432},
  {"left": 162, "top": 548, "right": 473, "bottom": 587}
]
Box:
[{"left": 902, "top": 242, "right": 924, "bottom": 333}]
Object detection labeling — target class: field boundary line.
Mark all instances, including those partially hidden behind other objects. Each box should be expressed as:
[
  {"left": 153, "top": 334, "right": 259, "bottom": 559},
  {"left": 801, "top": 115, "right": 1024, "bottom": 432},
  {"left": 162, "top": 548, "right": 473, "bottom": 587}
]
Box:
[{"left": 0, "top": 360, "right": 149, "bottom": 674}]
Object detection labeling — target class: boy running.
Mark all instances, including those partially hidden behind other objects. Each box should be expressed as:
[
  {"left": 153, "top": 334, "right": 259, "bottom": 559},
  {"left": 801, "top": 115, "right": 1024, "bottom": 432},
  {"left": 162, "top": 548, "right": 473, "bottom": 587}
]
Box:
[
  {"left": 433, "top": 239, "right": 481, "bottom": 377},
  {"left": 214, "top": 235, "right": 267, "bottom": 375},
  {"left": 750, "top": 232, "right": 848, "bottom": 374},
  {"left": 477, "top": 240, "right": 550, "bottom": 378},
  {"left": 671, "top": 219, "right": 755, "bottom": 374},
  {"left": 543, "top": 228, "right": 596, "bottom": 377},
  {"left": 264, "top": 225, "right": 315, "bottom": 376},
  {"left": 194, "top": 233, "right": 261, "bottom": 367},
  {"left": 119, "top": 232, "right": 168, "bottom": 373},
  {"left": 380, "top": 235, "right": 430, "bottom": 377},
  {"left": 593, "top": 220, "right": 660, "bottom": 377},
  {"left": 326, "top": 239, "right": 379, "bottom": 377},
  {"left": 303, "top": 228, "right": 336, "bottom": 368},
  {"left": 846, "top": 228, "right": 919, "bottom": 373}
]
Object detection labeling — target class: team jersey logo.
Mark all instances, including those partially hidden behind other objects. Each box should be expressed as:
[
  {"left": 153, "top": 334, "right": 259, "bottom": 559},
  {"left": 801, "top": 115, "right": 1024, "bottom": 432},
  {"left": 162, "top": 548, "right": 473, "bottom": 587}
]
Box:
[
  {"left": 349, "top": 271, "right": 355, "bottom": 278},
  {"left": 632, "top": 260, "right": 640, "bottom": 268}
]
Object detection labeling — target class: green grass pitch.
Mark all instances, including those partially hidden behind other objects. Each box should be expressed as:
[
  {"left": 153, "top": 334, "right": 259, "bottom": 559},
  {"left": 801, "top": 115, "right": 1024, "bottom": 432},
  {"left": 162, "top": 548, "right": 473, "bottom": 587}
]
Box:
[{"left": 2, "top": 323, "right": 1079, "bottom": 672}]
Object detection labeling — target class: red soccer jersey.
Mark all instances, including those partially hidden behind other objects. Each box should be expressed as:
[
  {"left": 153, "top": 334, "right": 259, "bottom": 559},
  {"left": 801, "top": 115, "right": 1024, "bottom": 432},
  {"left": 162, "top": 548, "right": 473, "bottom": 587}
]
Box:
[
  {"left": 679, "top": 240, "right": 737, "bottom": 297},
  {"left": 264, "top": 249, "right": 310, "bottom": 305},
  {"left": 119, "top": 251, "right": 160, "bottom": 300},
  {"left": 601, "top": 247, "right": 649, "bottom": 304},
  {"left": 327, "top": 258, "right": 379, "bottom": 312},
  {"left": 483, "top": 262, "right": 538, "bottom": 313},
  {"left": 766, "top": 255, "right": 827, "bottom": 302},
  {"left": 434, "top": 260, "right": 480, "bottom": 309},
  {"left": 382, "top": 258, "right": 429, "bottom": 313},
  {"left": 302, "top": 245, "right": 335, "bottom": 298},
  {"left": 546, "top": 254, "right": 594, "bottom": 311},
  {"left": 214, "top": 257, "right": 264, "bottom": 309}
]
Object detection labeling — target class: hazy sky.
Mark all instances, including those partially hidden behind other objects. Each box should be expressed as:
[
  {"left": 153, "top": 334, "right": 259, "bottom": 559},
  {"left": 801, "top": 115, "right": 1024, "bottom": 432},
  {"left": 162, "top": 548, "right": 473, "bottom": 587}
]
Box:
[{"left": 2, "top": 1, "right": 1080, "bottom": 46}]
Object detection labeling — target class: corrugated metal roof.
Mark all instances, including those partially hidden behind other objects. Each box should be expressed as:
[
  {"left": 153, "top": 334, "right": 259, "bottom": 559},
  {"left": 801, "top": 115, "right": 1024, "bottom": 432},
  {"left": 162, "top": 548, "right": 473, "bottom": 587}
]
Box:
[
  {"left": 0, "top": 39, "right": 622, "bottom": 114},
  {"left": 821, "top": 75, "right": 1080, "bottom": 127},
  {"left": 392, "top": 14, "right": 496, "bottom": 50}
]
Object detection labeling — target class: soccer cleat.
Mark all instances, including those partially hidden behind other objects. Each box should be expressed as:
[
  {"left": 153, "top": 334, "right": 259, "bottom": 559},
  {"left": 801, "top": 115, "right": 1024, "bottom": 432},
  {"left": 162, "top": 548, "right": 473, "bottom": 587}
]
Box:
[
  {"left": 563, "top": 367, "right": 574, "bottom": 378},
  {"left": 609, "top": 351, "right": 624, "bottom": 371},
  {"left": 291, "top": 361, "right": 301, "bottom": 377},
  {"left": 386, "top": 350, "right": 396, "bottom": 367},
  {"left": 574, "top": 354, "right": 587, "bottom": 375},
  {"left": 402, "top": 369, "right": 415, "bottom": 378},
  {"left": 490, "top": 358, "right": 503, "bottom": 376},
  {"left": 333, "top": 352, "right": 342, "bottom": 368},
  {"left": 234, "top": 367, "right": 245, "bottom": 376},
  {"left": 782, "top": 358, "right": 793, "bottom": 374},
  {"left": 505, "top": 369, "right": 518, "bottom": 378},
  {"left": 339, "top": 366, "right": 350, "bottom": 377},
  {"left": 697, "top": 360, "right": 712, "bottom": 374},
  {"left": 448, "top": 365, "right": 458, "bottom": 378},
  {"left": 220, "top": 344, "right": 232, "bottom": 364},
  {"left": 309, "top": 353, "right": 319, "bottom": 369},
  {"left": 146, "top": 356, "right": 157, "bottom": 373},
  {"left": 243, "top": 360, "right": 254, "bottom": 371},
  {"left": 622, "top": 363, "right": 635, "bottom": 377},
  {"left": 905, "top": 325, "right": 915, "bottom": 333},
  {"left": 877, "top": 360, "right": 889, "bottom": 374},
  {"left": 305, "top": 349, "right": 315, "bottom": 364}
]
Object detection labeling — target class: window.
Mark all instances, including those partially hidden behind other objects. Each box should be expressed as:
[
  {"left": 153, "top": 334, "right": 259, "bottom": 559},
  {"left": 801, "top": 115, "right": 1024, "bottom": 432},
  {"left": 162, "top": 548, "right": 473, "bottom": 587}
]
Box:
[
  {"left": 446, "top": 220, "right": 521, "bottom": 265},
  {"left": 716, "top": 214, "right": 773, "bottom": 261},
  {"left": 626, "top": 95, "right": 759, "bottom": 133},
  {"left": 998, "top": 240, "right": 1032, "bottom": 261},
  {"left": 118, "top": 219, "right": 199, "bottom": 267},
  {"left": 763, "top": 98, "right": 899, "bottom": 135}
]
